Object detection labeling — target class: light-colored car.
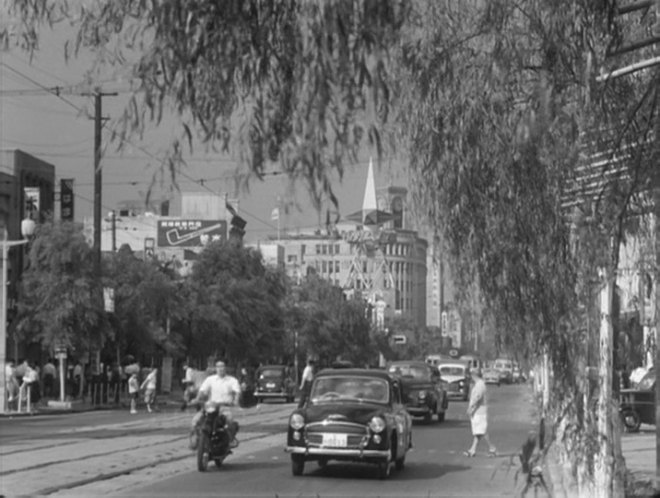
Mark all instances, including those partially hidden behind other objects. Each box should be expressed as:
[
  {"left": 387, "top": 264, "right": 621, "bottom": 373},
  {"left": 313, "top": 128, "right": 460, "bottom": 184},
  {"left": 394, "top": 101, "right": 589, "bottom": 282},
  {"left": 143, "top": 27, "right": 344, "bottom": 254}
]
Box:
[
  {"left": 493, "top": 358, "right": 514, "bottom": 384},
  {"left": 483, "top": 368, "right": 501, "bottom": 386},
  {"left": 437, "top": 362, "right": 470, "bottom": 401}
]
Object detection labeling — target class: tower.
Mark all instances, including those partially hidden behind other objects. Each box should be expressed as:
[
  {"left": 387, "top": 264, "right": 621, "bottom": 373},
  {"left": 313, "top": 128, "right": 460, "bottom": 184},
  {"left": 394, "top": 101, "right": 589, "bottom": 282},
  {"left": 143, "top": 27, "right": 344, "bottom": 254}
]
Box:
[{"left": 343, "top": 160, "right": 397, "bottom": 328}]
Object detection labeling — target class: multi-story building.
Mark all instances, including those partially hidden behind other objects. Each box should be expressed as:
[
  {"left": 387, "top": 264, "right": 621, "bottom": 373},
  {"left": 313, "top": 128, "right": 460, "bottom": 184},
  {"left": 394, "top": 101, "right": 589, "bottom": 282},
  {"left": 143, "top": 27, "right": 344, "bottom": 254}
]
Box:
[
  {"left": 275, "top": 176, "right": 429, "bottom": 329},
  {"left": 0, "top": 149, "right": 56, "bottom": 361}
]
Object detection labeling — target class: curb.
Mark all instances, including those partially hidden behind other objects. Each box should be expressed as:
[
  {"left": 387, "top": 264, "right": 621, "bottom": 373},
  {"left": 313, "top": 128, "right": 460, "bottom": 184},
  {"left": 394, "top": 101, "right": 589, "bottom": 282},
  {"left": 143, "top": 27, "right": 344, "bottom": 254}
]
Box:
[{"left": 1, "top": 397, "right": 184, "bottom": 418}]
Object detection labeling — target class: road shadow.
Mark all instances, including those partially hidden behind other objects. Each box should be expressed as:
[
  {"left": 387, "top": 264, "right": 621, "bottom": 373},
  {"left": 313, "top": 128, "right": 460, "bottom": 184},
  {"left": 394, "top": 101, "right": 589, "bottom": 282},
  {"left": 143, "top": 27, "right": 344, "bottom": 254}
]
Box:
[{"left": 301, "top": 461, "right": 471, "bottom": 481}]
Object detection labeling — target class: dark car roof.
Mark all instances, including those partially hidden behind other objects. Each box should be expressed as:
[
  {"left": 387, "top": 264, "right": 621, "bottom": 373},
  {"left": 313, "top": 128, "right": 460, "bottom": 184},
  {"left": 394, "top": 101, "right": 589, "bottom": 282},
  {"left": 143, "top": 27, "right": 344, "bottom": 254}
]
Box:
[
  {"left": 258, "top": 365, "right": 288, "bottom": 370},
  {"left": 315, "top": 368, "right": 392, "bottom": 381}
]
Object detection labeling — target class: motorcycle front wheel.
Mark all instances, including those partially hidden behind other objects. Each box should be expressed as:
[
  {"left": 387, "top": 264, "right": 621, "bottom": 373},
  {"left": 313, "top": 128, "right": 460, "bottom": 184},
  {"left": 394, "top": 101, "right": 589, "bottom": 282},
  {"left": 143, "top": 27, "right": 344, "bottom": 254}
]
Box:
[{"left": 197, "top": 432, "right": 210, "bottom": 471}]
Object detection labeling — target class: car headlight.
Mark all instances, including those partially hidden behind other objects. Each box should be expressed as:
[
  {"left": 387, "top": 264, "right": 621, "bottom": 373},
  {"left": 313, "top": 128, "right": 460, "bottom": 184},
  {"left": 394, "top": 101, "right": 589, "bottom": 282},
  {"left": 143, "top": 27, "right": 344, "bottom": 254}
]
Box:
[
  {"left": 368, "top": 416, "right": 386, "bottom": 433},
  {"left": 418, "top": 390, "right": 427, "bottom": 399},
  {"left": 458, "top": 380, "right": 464, "bottom": 387},
  {"left": 290, "top": 413, "right": 305, "bottom": 430}
]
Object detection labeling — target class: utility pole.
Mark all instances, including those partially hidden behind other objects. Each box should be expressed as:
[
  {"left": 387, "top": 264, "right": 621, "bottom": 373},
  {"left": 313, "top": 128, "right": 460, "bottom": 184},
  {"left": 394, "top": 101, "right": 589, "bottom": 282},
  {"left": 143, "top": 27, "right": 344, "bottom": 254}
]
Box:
[{"left": 84, "top": 90, "right": 117, "bottom": 274}]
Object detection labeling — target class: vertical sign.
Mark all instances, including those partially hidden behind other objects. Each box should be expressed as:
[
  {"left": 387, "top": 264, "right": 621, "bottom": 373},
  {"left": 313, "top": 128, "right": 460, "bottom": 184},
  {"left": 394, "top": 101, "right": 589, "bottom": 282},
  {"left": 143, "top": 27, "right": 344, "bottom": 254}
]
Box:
[
  {"left": 23, "top": 187, "right": 40, "bottom": 219},
  {"left": 60, "top": 179, "right": 74, "bottom": 221}
]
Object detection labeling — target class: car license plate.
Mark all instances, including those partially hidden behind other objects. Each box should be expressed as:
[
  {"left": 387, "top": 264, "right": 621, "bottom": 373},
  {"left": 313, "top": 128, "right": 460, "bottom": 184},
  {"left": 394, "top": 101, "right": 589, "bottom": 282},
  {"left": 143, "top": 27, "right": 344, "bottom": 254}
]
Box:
[
  {"left": 322, "top": 433, "right": 347, "bottom": 447},
  {"left": 266, "top": 382, "right": 275, "bottom": 388}
]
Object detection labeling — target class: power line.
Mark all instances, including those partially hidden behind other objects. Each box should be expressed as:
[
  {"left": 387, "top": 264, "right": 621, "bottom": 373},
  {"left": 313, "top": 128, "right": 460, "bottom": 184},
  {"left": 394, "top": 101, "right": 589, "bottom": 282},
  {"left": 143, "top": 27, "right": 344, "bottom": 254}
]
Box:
[{"left": 0, "top": 62, "right": 84, "bottom": 112}]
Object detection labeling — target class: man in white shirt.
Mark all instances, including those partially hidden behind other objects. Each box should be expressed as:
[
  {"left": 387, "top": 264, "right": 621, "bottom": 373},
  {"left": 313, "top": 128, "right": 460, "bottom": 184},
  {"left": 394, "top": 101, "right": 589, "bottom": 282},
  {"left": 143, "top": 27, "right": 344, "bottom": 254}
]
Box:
[{"left": 190, "top": 361, "right": 241, "bottom": 449}]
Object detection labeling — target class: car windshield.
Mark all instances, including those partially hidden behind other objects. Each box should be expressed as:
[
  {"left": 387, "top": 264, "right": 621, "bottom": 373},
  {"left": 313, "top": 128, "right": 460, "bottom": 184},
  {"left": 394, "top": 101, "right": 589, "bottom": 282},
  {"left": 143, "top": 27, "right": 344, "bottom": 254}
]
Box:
[
  {"left": 310, "top": 376, "right": 389, "bottom": 404},
  {"left": 259, "top": 368, "right": 284, "bottom": 378},
  {"left": 439, "top": 366, "right": 465, "bottom": 376},
  {"left": 495, "top": 361, "right": 512, "bottom": 369},
  {"left": 388, "top": 365, "right": 430, "bottom": 380}
]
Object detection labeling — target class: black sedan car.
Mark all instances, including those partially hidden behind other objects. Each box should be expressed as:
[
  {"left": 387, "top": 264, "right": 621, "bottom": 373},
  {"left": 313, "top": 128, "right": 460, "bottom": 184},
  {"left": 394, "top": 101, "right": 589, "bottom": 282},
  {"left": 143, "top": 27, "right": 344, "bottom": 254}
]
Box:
[
  {"left": 388, "top": 361, "right": 448, "bottom": 422},
  {"left": 285, "top": 368, "right": 413, "bottom": 479},
  {"left": 253, "top": 365, "right": 296, "bottom": 403}
]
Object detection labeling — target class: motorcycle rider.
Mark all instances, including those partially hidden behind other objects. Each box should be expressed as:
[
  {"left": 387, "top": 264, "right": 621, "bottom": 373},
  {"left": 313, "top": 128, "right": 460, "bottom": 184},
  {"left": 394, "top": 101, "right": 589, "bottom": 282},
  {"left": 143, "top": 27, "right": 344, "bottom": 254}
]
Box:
[{"left": 189, "top": 360, "right": 241, "bottom": 450}]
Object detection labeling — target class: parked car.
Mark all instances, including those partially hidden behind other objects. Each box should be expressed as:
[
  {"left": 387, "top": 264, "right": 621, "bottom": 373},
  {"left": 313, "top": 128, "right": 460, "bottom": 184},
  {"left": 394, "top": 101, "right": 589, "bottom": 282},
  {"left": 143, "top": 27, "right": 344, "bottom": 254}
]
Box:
[
  {"left": 483, "top": 367, "right": 501, "bottom": 386},
  {"left": 493, "top": 358, "right": 514, "bottom": 384},
  {"left": 387, "top": 360, "right": 449, "bottom": 423},
  {"left": 437, "top": 362, "right": 471, "bottom": 401},
  {"left": 512, "top": 364, "right": 526, "bottom": 383},
  {"left": 253, "top": 365, "right": 295, "bottom": 403},
  {"left": 285, "top": 368, "right": 413, "bottom": 479},
  {"left": 620, "top": 368, "right": 655, "bottom": 432}
]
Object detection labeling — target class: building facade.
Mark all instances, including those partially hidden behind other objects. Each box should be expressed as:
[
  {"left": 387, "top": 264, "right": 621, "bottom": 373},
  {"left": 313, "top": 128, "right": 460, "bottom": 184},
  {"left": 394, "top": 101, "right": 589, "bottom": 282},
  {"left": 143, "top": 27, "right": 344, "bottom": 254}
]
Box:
[
  {"left": 0, "top": 149, "right": 56, "bottom": 362},
  {"left": 276, "top": 221, "right": 428, "bottom": 327}
]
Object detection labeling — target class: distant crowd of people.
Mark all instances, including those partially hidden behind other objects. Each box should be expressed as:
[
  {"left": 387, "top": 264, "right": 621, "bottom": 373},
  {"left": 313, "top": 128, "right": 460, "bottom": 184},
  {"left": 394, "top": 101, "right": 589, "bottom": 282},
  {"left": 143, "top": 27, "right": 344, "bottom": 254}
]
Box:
[{"left": 3, "top": 357, "right": 156, "bottom": 411}]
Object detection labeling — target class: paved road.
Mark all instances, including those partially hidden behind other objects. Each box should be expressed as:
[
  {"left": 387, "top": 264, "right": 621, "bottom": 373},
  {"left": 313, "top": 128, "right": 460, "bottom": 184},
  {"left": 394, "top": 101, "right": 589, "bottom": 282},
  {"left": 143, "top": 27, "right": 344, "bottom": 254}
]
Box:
[{"left": 1, "top": 383, "right": 538, "bottom": 497}]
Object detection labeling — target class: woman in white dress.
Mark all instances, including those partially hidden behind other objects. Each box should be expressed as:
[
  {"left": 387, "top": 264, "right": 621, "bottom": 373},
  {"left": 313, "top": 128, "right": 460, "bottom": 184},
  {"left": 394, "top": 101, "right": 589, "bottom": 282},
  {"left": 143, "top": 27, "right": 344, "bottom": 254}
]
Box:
[{"left": 464, "top": 368, "right": 497, "bottom": 457}]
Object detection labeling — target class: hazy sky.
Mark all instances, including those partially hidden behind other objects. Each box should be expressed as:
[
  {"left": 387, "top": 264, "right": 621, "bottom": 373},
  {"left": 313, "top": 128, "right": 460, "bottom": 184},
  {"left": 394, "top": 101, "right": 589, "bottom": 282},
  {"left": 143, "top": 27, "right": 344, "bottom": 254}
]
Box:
[{"left": 0, "top": 25, "right": 408, "bottom": 243}]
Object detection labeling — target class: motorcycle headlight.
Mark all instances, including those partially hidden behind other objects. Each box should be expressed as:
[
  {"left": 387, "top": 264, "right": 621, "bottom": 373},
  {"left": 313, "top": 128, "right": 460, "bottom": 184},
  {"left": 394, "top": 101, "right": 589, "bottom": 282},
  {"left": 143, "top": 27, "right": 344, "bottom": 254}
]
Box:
[
  {"left": 418, "top": 390, "right": 427, "bottom": 399},
  {"left": 204, "top": 401, "right": 217, "bottom": 413},
  {"left": 368, "top": 416, "right": 386, "bottom": 433},
  {"left": 290, "top": 413, "right": 305, "bottom": 430}
]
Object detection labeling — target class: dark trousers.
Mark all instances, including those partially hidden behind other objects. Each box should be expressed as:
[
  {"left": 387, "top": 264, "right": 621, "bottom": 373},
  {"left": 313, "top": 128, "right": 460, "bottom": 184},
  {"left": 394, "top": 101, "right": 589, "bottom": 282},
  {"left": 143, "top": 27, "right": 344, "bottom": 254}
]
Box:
[
  {"left": 298, "top": 380, "right": 312, "bottom": 408},
  {"left": 43, "top": 374, "right": 55, "bottom": 397}
]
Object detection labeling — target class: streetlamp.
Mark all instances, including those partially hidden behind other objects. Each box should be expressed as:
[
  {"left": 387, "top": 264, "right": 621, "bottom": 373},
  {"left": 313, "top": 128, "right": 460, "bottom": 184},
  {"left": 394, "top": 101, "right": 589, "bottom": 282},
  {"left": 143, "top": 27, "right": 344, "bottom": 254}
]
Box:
[{"left": 0, "top": 220, "right": 34, "bottom": 414}]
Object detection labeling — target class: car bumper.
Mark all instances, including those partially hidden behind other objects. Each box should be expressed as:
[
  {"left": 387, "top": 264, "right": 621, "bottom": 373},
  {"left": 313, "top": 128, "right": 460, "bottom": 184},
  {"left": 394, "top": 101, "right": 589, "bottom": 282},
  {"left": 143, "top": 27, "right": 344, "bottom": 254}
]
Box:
[
  {"left": 285, "top": 446, "right": 390, "bottom": 458},
  {"left": 446, "top": 390, "right": 468, "bottom": 399},
  {"left": 254, "top": 391, "right": 290, "bottom": 398},
  {"left": 405, "top": 404, "right": 433, "bottom": 416}
]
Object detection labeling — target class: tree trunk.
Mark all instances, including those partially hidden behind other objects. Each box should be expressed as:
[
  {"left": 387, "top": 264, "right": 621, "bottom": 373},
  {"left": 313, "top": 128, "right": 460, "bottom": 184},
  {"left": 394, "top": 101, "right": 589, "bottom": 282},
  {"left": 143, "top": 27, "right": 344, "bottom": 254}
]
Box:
[{"left": 595, "top": 272, "right": 613, "bottom": 496}]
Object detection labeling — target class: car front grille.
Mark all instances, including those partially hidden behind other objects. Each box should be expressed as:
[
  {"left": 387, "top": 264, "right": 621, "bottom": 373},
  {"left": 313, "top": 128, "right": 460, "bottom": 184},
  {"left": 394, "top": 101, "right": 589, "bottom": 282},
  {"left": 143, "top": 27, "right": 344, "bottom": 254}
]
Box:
[{"left": 304, "top": 421, "right": 369, "bottom": 449}]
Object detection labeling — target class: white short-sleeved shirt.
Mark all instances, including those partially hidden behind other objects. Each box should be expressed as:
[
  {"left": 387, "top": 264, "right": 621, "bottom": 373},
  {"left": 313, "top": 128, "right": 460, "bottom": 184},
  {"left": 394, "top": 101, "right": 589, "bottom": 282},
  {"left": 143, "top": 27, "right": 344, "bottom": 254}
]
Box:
[
  {"left": 300, "top": 365, "right": 313, "bottom": 388},
  {"left": 199, "top": 374, "right": 241, "bottom": 404},
  {"left": 143, "top": 370, "right": 157, "bottom": 390}
]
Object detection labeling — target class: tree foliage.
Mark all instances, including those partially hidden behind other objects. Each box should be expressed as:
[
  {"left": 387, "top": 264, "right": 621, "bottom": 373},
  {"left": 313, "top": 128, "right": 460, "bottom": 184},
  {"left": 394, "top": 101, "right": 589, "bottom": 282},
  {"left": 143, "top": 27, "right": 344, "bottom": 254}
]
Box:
[
  {"left": 104, "top": 244, "right": 182, "bottom": 361},
  {"left": 287, "top": 274, "right": 374, "bottom": 367},
  {"left": 17, "top": 221, "right": 107, "bottom": 351},
  {"left": 184, "top": 240, "right": 287, "bottom": 365},
  {"left": 1, "top": 0, "right": 409, "bottom": 208}
]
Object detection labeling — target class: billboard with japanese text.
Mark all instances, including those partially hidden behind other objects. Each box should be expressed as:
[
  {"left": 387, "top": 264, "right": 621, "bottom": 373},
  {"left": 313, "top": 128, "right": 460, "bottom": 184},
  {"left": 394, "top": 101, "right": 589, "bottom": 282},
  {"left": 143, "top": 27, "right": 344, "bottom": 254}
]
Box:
[{"left": 157, "top": 219, "right": 227, "bottom": 247}]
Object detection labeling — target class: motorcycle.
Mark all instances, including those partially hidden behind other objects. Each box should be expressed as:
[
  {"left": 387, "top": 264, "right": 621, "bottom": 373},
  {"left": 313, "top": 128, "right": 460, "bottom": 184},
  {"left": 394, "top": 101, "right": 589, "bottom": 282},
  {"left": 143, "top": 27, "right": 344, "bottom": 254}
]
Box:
[{"left": 195, "top": 401, "right": 239, "bottom": 471}]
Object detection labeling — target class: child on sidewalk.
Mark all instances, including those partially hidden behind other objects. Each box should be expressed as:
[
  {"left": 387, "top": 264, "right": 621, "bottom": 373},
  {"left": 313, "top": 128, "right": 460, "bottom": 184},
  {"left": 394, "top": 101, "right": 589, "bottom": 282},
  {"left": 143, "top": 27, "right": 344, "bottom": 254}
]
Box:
[{"left": 128, "top": 372, "right": 139, "bottom": 414}]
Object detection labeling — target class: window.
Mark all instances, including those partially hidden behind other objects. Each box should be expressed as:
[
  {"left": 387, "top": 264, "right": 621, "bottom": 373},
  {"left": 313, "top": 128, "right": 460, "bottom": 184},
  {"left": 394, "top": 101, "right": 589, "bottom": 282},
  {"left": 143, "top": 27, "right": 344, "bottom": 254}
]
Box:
[
  {"left": 322, "top": 244, "right": 327, "bottom": 255},
  {"left": 335, "top": 261, "right": 340, "bottom": 273},
  {"left": 335, "top": 244, "right": 340, "bottom": 254}
]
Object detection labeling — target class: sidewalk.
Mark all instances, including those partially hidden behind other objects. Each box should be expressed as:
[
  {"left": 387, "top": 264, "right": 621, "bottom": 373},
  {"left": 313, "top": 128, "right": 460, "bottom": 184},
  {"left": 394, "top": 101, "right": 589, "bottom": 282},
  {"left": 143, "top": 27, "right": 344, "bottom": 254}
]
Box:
[
  {"left": 621, "top": 425, "right": 658, "bottom": 496},
  {"left": 545, "top": 424, "right": 658, "bottom": 497},
  {"left": 2, "top": 389, "right": 186, "bottom": 417}
]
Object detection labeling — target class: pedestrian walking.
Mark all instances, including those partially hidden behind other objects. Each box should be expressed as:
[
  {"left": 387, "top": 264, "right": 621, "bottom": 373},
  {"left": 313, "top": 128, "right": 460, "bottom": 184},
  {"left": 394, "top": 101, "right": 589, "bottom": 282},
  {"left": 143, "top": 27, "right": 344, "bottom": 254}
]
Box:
[
  {"left": 42, "top": 358, "right": 57, "bottom": 398},
  {"left": 128, "top": 372, "right": 139, "bottom": 414},
  {"left": 297, "top": 358, "right": 315, "bottom": 408},
  {"left": 464, "top": 368, "right": 497, "bottom": 457},
  {"left": 180, "top": 362, "right": 195, "bottom": 411},
  {"left": 5, "top": 360, "right": 18, "bottom": 410},
  {"left": 141, "top": 368, "right": 158, "bottom": 413}
]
